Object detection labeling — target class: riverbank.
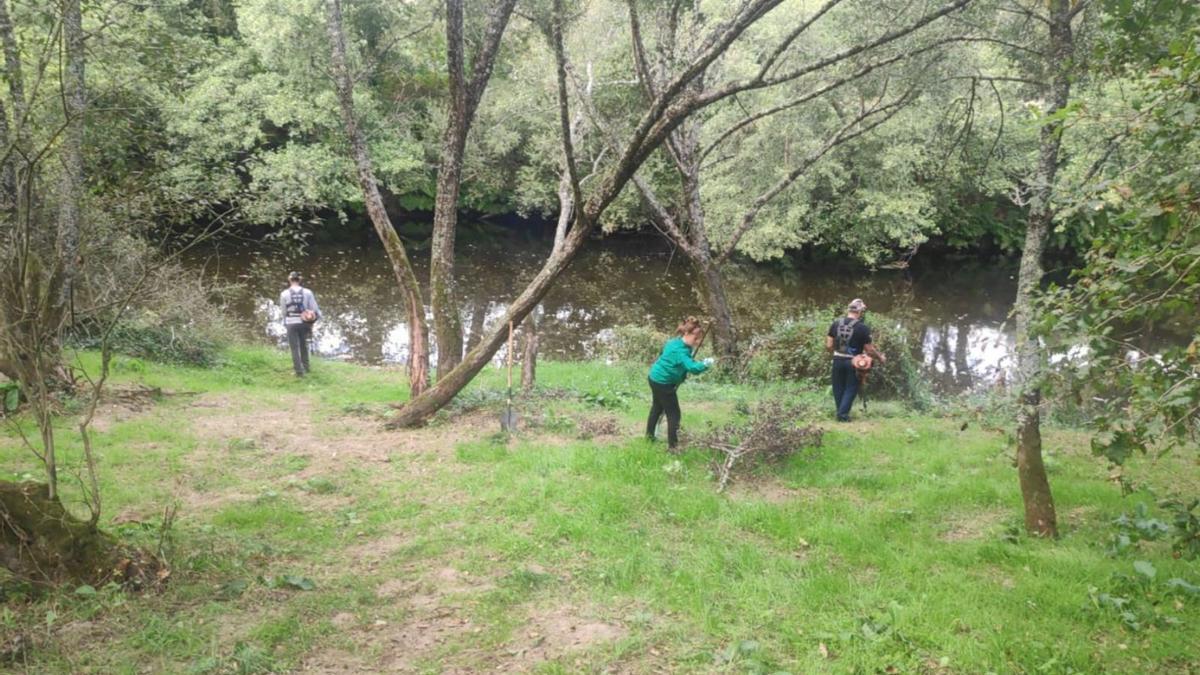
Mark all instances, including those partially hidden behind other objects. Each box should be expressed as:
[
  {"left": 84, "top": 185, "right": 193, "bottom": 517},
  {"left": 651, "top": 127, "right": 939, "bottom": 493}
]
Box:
[{"left": 2, "top": 348, "right": 1198, "bottom": 673}]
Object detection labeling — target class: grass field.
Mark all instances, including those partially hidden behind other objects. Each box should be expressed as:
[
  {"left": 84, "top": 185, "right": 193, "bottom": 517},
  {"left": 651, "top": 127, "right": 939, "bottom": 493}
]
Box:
[{"left": 1, "top": 347, "right": 1198, "bottom": 673}]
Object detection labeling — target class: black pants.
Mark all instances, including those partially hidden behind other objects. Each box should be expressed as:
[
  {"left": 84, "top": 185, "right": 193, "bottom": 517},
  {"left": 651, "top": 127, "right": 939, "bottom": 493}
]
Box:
[
  {"left": 831, "top": 357, "right": 859, "bottom": 421},
  {"left": 287, "top": 323, "right": 312, "bottom": 375},
  {"left": 646, "top": 378, "right": 681, "bottom": 448}
]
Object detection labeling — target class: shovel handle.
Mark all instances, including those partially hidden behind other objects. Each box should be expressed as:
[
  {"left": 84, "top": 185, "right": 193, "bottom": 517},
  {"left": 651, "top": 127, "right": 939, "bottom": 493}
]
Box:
[{"left": 507, "top": 320, "right": 514, "bottom": 390}]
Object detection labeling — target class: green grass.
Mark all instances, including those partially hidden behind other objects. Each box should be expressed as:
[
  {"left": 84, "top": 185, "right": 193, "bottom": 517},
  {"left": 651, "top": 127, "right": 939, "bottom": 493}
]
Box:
[{"left": 1, "top": 345, "right": 1198, "bottom": 673}]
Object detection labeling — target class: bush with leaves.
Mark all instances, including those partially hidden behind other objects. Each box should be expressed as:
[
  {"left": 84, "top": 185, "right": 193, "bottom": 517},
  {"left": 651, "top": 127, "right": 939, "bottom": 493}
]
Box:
[
  {"left": 604, "top": 324, "right": 670, "bottom": 365},
  {"left": 739, "top": 307, "right": 930, "bottom": 407},
  {"left": 1043, "top": 7, "right": 1200, "bottom": 465},
  {"left": 1086, "top": 559, "right": 1198, "bottom": 633}
]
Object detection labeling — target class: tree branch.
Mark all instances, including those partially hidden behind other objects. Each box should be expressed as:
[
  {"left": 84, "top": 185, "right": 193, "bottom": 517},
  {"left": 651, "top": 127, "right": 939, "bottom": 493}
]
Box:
[
  {"left": 716, "top": 91, "right": 917, "bottom": 265},
  {"left": 550, "top": 0, "right": 583, "bottom": 215}
]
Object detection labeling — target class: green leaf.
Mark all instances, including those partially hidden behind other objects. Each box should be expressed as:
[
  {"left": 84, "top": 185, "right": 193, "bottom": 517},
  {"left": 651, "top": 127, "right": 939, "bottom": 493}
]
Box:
[
  {"left": 1166, "top": 578, "right": 1200, "bottom": 596},
  {"left": 3, "top": 386, "right": 18, "bottom": 413},
  {"left": 74, "top": 584, "right": 97, "bottom": 597},
  {"left": 281, "top": 575, "right": 315, "bottom": 591},
  {"left": 1133, "top": 560, "right": 1157, "bottom": 579},
  {"left": 218, "top": 578, "right": 248, "bottom": 598}
]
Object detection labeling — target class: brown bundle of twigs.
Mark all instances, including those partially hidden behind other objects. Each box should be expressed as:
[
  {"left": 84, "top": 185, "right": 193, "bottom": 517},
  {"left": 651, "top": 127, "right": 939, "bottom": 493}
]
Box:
[{"left": 700, "top": 401, "right": 823, "bottom": 492}]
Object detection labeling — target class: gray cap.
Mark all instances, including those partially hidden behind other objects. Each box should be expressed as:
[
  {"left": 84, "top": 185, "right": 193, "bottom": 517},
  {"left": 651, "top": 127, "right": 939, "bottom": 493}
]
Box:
[
  {"left": 848, "top": 298, "right": 867, "bottom": 312},
  {"left": 288, "top": 271, "right": 302, "bottom": 281}
]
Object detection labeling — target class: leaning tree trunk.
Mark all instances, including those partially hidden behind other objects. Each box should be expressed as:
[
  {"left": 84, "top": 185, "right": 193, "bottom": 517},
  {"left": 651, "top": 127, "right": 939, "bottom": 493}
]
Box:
[
  {"left": 325, "top": 0, "right": 429, "bottom": 396},
  {"left": 389, "top": 213, "right": 595, "bottom": 427},
  {"left": 1012, "top": 0, "right": 1075, "bottom": 538},
  {"left": 392, "top": 0, "right": 816, "bottom": 426}
]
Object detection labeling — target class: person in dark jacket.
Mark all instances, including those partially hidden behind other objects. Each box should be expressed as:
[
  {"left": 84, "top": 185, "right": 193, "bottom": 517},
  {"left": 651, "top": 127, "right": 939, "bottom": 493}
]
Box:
[
  {"left": 646, "top": 316, "right": 712, "bottom": 450},
  {"left": 825, "top": 298, "right": 885, "bottom": 421}
]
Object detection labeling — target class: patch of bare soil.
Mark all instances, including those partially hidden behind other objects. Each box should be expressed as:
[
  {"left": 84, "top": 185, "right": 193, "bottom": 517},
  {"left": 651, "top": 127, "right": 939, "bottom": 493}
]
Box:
[
  {"left": 1064, "top": 505, "right": 1097, "bottom": 528},
  {"left": 499, "top": 605, "right": 626, "bottom": 670},
  {"left": 190, "top": 394, "right": 497, "bottom": 474},
  {"left": 302, "top": 565, "right": 501, "bottom": 672},
  {"left": 88, "top": 385, "right": 182, "bottom": 432},
  {"left": 939, "top": 508, "right": 1009, "bottom": 542},
  {"left": 343, "top": 531, "right": 412, "bottom": 569},
  {"left": 175, "top": 394, "right": 499, "bottom": 517}
]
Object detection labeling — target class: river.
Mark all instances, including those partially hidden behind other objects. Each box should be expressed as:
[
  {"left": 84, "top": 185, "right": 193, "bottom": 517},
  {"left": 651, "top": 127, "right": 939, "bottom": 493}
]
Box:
[{"left": 193, "top": 236, "right": 1020, "bottom": 393}]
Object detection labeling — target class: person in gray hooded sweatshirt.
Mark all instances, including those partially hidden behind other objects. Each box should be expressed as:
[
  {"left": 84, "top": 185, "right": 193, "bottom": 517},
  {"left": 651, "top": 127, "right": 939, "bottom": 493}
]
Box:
[{"left": 279, "top": 272, "right": 321, "bottom": 376}]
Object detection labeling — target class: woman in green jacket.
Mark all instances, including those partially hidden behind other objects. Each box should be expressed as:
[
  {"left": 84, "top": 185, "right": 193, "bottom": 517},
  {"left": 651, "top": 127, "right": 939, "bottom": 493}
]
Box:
[{"left": 646, "top": 317, "right": 712, "bottom": 450}]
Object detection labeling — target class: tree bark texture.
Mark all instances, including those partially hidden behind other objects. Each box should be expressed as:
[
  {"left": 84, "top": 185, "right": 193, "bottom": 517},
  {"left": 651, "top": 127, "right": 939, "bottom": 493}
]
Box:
[
  {"left": 1013, "top": 0, "right": 1075, "bottom": 538},
  {"left": 521, "top": 306, "right": 538, "bottom": 392},
  {"left": 59, "top": 0, "right": 85, "bottom": 321},
  {"left": 325, "top": 0, "right": 430, "bottom": 396},
  {"left": 430, "top": 0, "right": 519, "bottom": 379}
]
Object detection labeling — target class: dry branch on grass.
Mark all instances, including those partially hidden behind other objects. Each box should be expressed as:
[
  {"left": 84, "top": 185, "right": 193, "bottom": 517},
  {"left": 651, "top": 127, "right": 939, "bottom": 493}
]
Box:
[{"left": 699, "top": 401, "right": 823, "bottom": 492}]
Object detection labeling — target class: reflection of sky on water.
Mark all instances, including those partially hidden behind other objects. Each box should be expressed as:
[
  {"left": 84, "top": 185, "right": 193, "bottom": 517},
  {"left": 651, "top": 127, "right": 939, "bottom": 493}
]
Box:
[
  {"left": 921, "top": 324, "right": 1013, "bottom": 389},
  {"left": 199, "top": 238, "right": 1033, "bottom": 393}
]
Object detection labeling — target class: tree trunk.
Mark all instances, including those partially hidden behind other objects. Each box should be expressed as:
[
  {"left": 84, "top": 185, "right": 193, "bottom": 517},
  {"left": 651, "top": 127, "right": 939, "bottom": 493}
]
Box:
[
  {"left": 1012, "top": 0, "right": 1075, "bottom": 538},
  {"left": 430, "top": 0, "right": 519, "bottom": 380},
  {"left": 429, "top": 102, "right": 468, "bottom": 378},
  {"left": 0, "top": 0, "right": 26, "bottom": 147},
  {"left": 389, "top": 217, "right": 592, "bottom": 427},
  {"left": 677, "top": 149, "right": 739, "bottom": 361},
  {"left": 324, "top": 0, "right": 429, "bottom": 397},
  {"left": 521, "top": 306, "right": 538, "bottom": 392},
  {"left": 521, "top": 159, "right": 576, "bottom": 391},
  {"left": 695, "top": 256, "right": 738, "bottom": 360},
  {"left": 464, "top": 298, "right": 488, "bottom": 352},
  {"left": 0, "top": 481, "right": 160, "bottom": 586},
  {"left": 59, "top": 0, "right": 84, "bottom": 322},
  {"left": 0, "top": 98, "right": 14, "bottom": 212}
]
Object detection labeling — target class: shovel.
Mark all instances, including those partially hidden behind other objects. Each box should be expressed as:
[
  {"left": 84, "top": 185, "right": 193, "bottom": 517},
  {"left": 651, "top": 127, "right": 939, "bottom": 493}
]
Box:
[{"left": 500, "top": 320, "right": 518, "bottom": 432}]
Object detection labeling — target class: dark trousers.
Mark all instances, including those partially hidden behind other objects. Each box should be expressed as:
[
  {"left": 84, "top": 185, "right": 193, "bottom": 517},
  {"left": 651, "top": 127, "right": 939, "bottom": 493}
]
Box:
[
  {"left": 287, "top": 323, "right": 312, "bottom": 375},
  {"left": 646, "top": 378, "right": 682, "bottom": 448},
  {"left": 831, "top": 358, "right": 859, "bottom": 421}
]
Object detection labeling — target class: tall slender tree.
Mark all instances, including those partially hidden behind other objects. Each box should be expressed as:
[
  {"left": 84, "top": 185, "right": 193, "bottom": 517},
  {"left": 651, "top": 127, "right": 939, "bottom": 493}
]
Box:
[
  {"left": 430, "top": 0, "right": 519, "bottom": 378},
  {"left": 59, "top": 0, "right": 85, "bottom": 322},
  {"left": 1011, "top": 0, "right": 1082, "bottom": 537},
  {"left": 325, "top": 0, "right": 431, "bottom": 397}
]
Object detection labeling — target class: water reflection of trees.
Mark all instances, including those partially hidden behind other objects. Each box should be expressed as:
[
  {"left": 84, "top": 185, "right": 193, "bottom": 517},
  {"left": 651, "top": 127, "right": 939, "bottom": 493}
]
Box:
[{"left": 192, "top": 239, "right": 1019, "bottom": 391}]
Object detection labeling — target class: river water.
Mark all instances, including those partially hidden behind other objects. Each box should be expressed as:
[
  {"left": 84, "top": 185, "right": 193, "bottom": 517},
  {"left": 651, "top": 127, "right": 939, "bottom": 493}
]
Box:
[{"left": 194, "top": 236, "right": 1020, "bottom": 393}]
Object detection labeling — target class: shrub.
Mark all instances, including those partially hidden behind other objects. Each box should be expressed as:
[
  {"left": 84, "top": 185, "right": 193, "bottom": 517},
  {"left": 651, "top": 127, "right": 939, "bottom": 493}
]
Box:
[
  {"left": 605, "top": 323, "right": 669, "bottom": 365},
  {"left": 740, "top": 307, "right": 931, "bottom": 406},
  {"left": 71, "top": 315, "right": 223, "bottom": 367}
]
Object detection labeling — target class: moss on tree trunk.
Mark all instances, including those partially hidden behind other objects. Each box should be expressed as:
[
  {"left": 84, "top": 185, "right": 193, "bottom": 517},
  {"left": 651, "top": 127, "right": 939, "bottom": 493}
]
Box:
[{"left": 0, "top": 481, "right": 160, "bottom": 586}]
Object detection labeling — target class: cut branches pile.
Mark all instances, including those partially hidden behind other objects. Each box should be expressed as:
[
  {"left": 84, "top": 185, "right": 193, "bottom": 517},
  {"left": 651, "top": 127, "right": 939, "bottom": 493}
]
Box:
[{"left": 699, "top": 401, "right": 823, "bottom": 492}]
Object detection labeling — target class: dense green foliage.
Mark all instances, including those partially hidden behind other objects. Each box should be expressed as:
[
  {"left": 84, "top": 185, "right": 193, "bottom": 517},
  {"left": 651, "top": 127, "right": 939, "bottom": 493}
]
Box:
[{"left": 1043, "top": 2, "right": 1200, "bottom": 463}]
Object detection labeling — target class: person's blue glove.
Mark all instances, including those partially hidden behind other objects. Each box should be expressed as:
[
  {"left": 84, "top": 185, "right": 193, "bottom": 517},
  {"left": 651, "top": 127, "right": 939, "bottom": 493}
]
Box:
[{"left": 702, "top": 357, "right": 715, "bottom": 366}]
